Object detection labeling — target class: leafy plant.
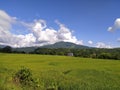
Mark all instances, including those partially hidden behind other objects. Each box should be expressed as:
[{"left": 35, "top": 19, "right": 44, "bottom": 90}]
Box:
[{"left": 13, "top": 67, "right": 37, "bottom": 87}]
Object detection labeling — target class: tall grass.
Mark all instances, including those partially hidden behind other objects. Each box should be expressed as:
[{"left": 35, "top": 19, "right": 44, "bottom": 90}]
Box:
[{"left": 0, "top": 53, "right": 120, "bottom": 90}]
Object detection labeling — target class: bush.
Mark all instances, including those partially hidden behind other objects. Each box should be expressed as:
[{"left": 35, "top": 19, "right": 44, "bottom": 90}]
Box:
[{"left": 13, "top": 67, "right": 37, "bottom": 87}]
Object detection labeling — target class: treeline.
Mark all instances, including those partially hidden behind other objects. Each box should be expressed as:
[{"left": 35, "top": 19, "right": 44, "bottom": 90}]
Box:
[
  {"left": 32, "top": 48, "right": 120, "bottom": 60},
  {"left": 0, "top": 46, "right": 120, "bottom": 60},
  {"left": 0, "top": 46, "right": 25, "bottom": 54}
]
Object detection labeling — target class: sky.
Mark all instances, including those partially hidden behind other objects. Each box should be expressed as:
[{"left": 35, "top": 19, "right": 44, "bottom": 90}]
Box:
[{"left": 0, "top": 0, "right": 120, "bottom": 48}]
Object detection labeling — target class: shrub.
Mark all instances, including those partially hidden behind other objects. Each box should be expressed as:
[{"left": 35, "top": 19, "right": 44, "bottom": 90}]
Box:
[{"left": 13, "top": 67, "right": 37, "bottom": 87}]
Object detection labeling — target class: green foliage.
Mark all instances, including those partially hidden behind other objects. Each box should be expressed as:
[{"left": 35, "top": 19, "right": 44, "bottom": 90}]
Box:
[
  {"left": 33, "top": 48, "right": 120, "bottom": 60},
  {"left": 0, "top": 54, "right": 120, "bottom": 90},
  {"left": 98, "top": 53, "right": 112, "bottom": 59},
  {"left": 13, "top": 67, "right": 39, "bottom": 89},
  {"left": 2, "top": 46, "right": 12, "bottom": 53},
  {"left": 14, "top": 67, "right": 33, "bottom": 86},
  {"left": 0, "top": 43, "right": 120, "bottom": 60}
]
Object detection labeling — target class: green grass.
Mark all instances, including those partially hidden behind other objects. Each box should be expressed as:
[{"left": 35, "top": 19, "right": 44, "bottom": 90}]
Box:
[{"left": 0, "top": 53, "right": 120, "bottom": 90}]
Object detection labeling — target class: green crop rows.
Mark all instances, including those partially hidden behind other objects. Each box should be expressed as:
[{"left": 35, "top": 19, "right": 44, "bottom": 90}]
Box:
[{"left": 0, "top": 53, "right": 120, "bottom": 90}]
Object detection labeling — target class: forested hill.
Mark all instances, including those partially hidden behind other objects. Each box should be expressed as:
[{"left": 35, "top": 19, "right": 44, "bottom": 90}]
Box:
[
  {"left": 0, "top": 42, "right": 120, "bottom": 60},
  {"left": 0, "top": 42, "right": 89, "bottom": 53},
  {"left": 0, "top": 45, "right": 6, "bottom": 48},
  {"left": 41, "top": 41, "right": 89, "bottom": 49},
  {"left": 33, "top": 48, "right": 120, "bottom": 60}
]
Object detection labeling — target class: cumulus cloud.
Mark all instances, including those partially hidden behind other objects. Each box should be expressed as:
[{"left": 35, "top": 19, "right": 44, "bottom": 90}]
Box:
[
  {"left": 0, "top": 10, "right": 83, "bottom": 47},
  {"left": 96, "top": 42, "right": 112, "bottom": 48},
  {"left": 0, "top": 10, "right": 17, "bottom": 46},
  {"left": 108, "top": 18, "right": 120, "bottom": 32},
  {"left": 56, "top": 21, "right": 83, "bottom": 44},
  {"left": 31, "top": 20, "right": 57, "bottom": 44},
  {"left": 30, "top": 20, "right": 83, "bottom": 46},
  {"left": 108, "top": 18, "right": 120, "bottom": 45},
  {"left": 88, "top": 40, "right": 93, "bottom": 45}
]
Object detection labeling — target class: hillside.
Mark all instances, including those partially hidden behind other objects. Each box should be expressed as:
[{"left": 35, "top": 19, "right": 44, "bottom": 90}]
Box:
[
  {"left": 41, "top": 41, "right": 89, "bottom": 49},
  {"left": 13, "top": 47, "right": 38, "bottom": 53},
  {"left": 0, "top": 45, "right": 6, "bottom": 48},
  {"left": 12, "top": 41, "right": 89, "bottom": 53}
]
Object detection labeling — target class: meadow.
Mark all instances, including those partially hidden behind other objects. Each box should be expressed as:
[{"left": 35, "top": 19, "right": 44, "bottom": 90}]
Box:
[{"left": 0, "top": 53, "right": 120, "bottom": 90}]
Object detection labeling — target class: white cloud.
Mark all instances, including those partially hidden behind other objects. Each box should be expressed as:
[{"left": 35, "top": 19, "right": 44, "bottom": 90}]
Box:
[
  {"left": 108, "top": 18, "right": 120, "bottom": 32},
  {"left": 31, "top": 20, "right": 83, "bottom": 46},
  {"left": 32, "top": 20, "right": 57, "bottom": 44},
  {"left": 0, "top": 10, "right": 83, "bottom": 47},
  {"left": 0, "top": 10, "right": 12, "bottom": 30},
  {"left": 108, "top": 18, "right": 120, "bottom": 45},
  {"left": 76, "top": 40, "right": 83, "bottom": 45},
  {"left": 88, "top": 40, "right": 93, "bottom": 45},
  {"left": 13, "top": 34, "right": 36, "bottom": 47},
  {"left": 55, "top": 20, "right": 77, "bottom": 43},
  {"left": 96, "top": 42, "right": 112, "bottom": 48},
  {"left": 117, "top": 38, "right": 120, "bottom": 42},
  {"left": 0, "top": 10, "right": 16, "bottom": 46},
  {"left": 0, "top": 10, "right": 16, "bottom": 31}
]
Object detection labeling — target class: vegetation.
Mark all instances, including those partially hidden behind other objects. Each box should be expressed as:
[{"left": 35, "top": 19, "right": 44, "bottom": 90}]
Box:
[
  {"left": 0, "top": 46, "right": 120, "bottom": 60},
  {"left": 13, "top": 67, "right": 38, "bottom": 88},
  {"left": 0, "top": 53, "right": 120, "bottom": 90},
  {"left": 33, "top": 48, "right": 120, "bottom": 60},
  {"left": 0, "top": 41, "right": 120, "bottom": 60}
]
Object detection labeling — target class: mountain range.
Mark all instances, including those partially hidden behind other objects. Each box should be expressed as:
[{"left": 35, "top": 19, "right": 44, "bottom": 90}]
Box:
[
  {"left": 41, "top": 41, "right": 89, "bottom": 49},
  {"left": 0, "top": 42, "right": 89, "bottom": 53}
]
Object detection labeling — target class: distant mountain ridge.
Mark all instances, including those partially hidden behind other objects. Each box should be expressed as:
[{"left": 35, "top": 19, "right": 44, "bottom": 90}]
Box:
[
  {"left": 0, "top": 45, "right": 6, "bottom": 48},
  {"left": 0, "top": 41, "right": 90, "bottom": 53},
  {"left": 41, "top": 41, "right": 89, "bottom": 49}
]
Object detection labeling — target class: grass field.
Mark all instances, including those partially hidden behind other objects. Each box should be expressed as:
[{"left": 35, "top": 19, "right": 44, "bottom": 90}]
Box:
[{"left": 0, "top": 53, "right": 120, "bottom": 90}]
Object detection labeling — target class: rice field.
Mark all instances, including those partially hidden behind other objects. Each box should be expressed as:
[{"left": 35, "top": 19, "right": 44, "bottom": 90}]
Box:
[{"left": 0, "top": 53, "right": 120, "bottom": 90}]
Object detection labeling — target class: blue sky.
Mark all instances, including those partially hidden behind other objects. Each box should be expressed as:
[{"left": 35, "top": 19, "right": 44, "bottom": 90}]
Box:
[{"left": 0, "top": 0, "right": 120, "bottom": 48}]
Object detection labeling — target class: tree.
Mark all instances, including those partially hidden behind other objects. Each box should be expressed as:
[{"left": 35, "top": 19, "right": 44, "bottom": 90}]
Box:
[{"left": 2, "top": 46, "right": 12, "bottom": 53}]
